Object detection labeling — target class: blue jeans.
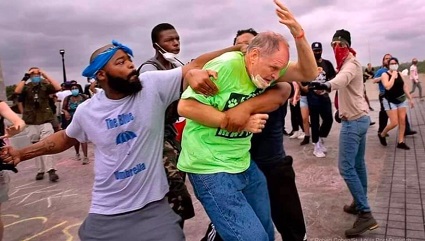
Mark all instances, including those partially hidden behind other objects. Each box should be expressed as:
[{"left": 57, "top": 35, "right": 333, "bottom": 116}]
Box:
[
  {"left": 188, "top": 161, "right": 274, "bottom": 241},
  {"left": 339, "top": 115, "right": 371, "bottom": 212}
]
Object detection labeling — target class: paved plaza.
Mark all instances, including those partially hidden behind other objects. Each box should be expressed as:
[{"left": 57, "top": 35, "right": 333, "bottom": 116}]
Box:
[{"left": 2, "top": 81, "right": 425, "bottom": 240}]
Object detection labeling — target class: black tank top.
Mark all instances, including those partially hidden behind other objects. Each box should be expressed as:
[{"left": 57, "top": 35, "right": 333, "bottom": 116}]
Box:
[{"left": 384, "top": 72, "right": 405, "bottom": 100}]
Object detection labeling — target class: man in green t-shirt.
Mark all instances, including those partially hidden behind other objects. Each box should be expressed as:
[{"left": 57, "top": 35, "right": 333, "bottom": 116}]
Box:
[{"left": 177, "top": 1, "right": 318, "bottom": 240}]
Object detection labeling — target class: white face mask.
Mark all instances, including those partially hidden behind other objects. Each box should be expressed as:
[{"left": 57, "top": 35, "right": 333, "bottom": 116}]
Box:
[
  {"left": 389, "top": 64, "right": 399, "bottom": 71},
  {"left": 155, "top": 43, "right": 183, "bottom": 66},
  {"left": 250, "top": 74, "right": 270, "bottom": 89}
]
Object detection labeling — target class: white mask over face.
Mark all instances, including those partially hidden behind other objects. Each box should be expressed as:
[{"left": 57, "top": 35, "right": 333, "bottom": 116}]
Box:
[
  {"left": 155, "top": 43, "right": 183, "bottom": 66},
  {"left": 389, "top": 64, "right": 399, "bottom": 71}
]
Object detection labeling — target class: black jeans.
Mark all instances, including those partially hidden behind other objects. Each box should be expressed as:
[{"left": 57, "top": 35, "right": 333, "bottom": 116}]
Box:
[
  {"left": 257, "top": 157, "right": 307, "bottom": 241},
  {"left": 309, "top": 98, "right": 333, "bottom": 143},
  {"left": 290, "top": 101, "right": 304, "bottom": 132}
]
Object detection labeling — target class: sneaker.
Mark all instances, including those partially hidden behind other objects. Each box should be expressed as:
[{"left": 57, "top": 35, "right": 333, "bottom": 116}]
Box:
[
  {"left": 370, "top": 122, "right": 376, "bottom": 126},
  {"left": 297, "top": 132, "right": 306, "bottom": 139},
  {"left": 397, "top": 142, "right": 410, "bottom": 150},
  {"left": 35, "top": 172, "right": 45, "bottom": 180},
  {"left": 75, "top": 153, "right": 81, "bottom": 160},
  {"left": 289, "top": 131, "right": 301, "bottom": 139},
  {"left": 405, "top": 130, "right": 417, "bottom": 136},
  {"left": 345, "top": 212, "right": 379, "bottom": 237},
  {"left": 47, "top": 170, "right": 59, "bottom": 182},
  {"left": 319, "top": 138, "right": 327, "bottom": 153},
  {"left": 343, "top": 201, "right": 358, "bottom": 215},
  {"left": 283, "top": 130, "right": 290, "bottom": 136},
  {"left": 82, "top": 157, "right": 90, "bottom": 165},
  {"left": 313, "top": 143, "right": 326, "bottom": 158},
  {"left": 378, "top": 134, "right": 387, "bottom": 146},
  {"left": 300, "top": 136, "right": 310, "bottom": 145}
]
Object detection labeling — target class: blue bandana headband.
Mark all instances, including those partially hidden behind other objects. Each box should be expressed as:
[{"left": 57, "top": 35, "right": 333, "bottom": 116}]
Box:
[{"left": 82, "top": 40, "right": 134, "bottom": 79}]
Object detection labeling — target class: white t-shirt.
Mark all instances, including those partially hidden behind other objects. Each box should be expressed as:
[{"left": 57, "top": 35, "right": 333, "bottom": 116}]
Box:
[
  {"left": 56, "top": 90, "right": 72, "bottom": 114},
  {"left": 66, "top": 68, "right": 182, "bottom": 215},
  {"left": 410, "top": 65, "right": 418, "bottom": 81}
]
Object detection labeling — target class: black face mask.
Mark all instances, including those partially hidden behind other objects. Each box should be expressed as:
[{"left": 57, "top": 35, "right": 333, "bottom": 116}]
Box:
[
  {"left": 314, "top": 52, "right": 322, "bottom": 60},
  {"left": 106, "top": 70, "right": 142, "bottom": 95}
]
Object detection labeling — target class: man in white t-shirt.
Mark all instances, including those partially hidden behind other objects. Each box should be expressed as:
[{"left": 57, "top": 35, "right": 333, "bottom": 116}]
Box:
[
  {"left": 409, "top": 58, "right": 423, "bottom": 101},
  {"left": 0, "top": 40, "right": 249, "bottom": 241},
  {"left": 55, "top": 82, "right": 72, "bottom": 129}
]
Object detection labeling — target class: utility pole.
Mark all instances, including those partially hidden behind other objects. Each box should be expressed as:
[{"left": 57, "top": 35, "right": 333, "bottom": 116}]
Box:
[{"left": 0, "top": 57, "right": 7, "bottom": 102}]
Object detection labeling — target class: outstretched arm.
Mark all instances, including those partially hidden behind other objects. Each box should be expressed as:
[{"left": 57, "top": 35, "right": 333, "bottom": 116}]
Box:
[{"left": 1, "top": 130, "right": 79, "bottom": 166}]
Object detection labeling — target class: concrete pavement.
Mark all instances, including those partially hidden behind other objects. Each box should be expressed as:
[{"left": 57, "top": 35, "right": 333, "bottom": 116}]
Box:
[{"left": 2, "top": 95, "right": 425, "bottom": 240}]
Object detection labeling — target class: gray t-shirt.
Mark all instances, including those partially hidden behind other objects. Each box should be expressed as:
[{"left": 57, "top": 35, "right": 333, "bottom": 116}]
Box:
[{"left": 66, "top": 68, "right": 182, "bottom": 215}]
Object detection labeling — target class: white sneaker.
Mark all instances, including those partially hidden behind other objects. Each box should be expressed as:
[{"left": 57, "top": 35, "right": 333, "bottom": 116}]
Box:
[
  {"left": 319, "top": 138, "right": 327, "bottom": 153},
  {"left": 82, "top": 157, "right": 89, "bottom": 165},
  {"left": 313, "top": 143, "right": 326, "bottom": 158},
  {"left": 290, "top": 131, "right": 301, "bottom": 139},
  {"left": 297, "top": 132, "right": 306, "bottom": 139},
  {"left": 75, "top": 153, "right": 81, "bottom": 160}
]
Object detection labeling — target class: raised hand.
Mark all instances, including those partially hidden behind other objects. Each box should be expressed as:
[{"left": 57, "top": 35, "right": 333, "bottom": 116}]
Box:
[{"left": 274, "top": 0, "right": 303, "bottom": 38}]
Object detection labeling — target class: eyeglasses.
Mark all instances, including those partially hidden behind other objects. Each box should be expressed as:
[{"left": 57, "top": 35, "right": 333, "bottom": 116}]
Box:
[{"left": 331, "top": 41, "right": 348, "bottom": 48}]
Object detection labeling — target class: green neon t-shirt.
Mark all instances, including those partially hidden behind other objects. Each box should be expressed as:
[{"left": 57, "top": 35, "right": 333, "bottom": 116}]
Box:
[{"left": 177, "top": 51, "right": 288, "bottom": 174}]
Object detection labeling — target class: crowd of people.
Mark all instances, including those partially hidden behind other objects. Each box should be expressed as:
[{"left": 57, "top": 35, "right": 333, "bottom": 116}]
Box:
[{"left": 0, "top": 0, "right": 422, "bottom": 240}]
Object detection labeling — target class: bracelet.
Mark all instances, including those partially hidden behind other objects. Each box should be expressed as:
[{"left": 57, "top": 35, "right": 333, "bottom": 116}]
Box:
[{"left": 294, "top": 29, "right": 304, "bottom": 40}]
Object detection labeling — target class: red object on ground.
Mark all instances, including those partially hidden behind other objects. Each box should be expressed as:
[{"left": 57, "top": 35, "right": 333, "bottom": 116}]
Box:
[{"left": 174, "top": 117, "right": 186, "bottom": 142}]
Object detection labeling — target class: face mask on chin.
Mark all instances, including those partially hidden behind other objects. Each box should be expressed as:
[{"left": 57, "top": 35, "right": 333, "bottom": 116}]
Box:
[
  {"left": 249, "top": 59, "right": 271, "bottom": 89},
  {"left": 155, "top": 43, "right": 183, "bottom": 66},
  {"left": 106, "top": 70, "right": 142, "bottom": 96}
]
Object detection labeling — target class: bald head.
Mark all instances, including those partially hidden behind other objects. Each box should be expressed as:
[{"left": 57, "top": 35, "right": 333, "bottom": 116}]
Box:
[
  {"left": 89, "top": 44, "right": 114, "bottom": 63},
  {"left": 246, "top": 31, "right": 289, "bottom": 57}
]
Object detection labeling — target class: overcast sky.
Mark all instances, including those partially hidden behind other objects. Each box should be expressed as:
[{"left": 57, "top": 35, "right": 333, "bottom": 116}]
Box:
[{"left": 0, "top": 0, "right": 424, "bottom": 86}]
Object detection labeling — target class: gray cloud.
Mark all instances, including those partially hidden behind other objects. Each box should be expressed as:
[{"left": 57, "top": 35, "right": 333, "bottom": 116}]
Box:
[{"left": 1, "top": 0, "right": 424, "bottom": 87}]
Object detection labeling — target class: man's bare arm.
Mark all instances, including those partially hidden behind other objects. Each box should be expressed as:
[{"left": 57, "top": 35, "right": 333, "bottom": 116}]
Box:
[
  {"left": 274, "top": 0, "right": 317, "bottom": 82},
  {"left": 9, "top": 131, "right": 78, "bottom": 164},
  {"left": 178, "top": 82, "right": 291, "bottom": 132}
]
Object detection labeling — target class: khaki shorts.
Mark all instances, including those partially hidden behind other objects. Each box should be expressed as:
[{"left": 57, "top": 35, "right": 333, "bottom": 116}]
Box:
[{"left": 0, "top": 171, "right": 10, "bottom": 203}]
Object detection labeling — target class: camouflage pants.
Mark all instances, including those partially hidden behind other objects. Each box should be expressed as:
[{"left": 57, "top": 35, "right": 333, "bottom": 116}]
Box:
[{"left": 163, "top": 139, "right": 195, "bottom": 221}]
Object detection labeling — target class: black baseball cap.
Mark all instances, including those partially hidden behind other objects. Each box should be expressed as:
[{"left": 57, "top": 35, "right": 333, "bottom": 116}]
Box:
[{"left": 312, "top": 42, "right": 322, "bottom": 51}]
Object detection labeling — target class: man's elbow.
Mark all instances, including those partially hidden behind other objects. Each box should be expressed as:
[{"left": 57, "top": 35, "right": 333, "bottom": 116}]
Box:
[
  {"left": 303, "top": 67, "right": 318, "bottom": 81},
  {"left": 177, "top": 99, "right": 190, "bottom": 117}
]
